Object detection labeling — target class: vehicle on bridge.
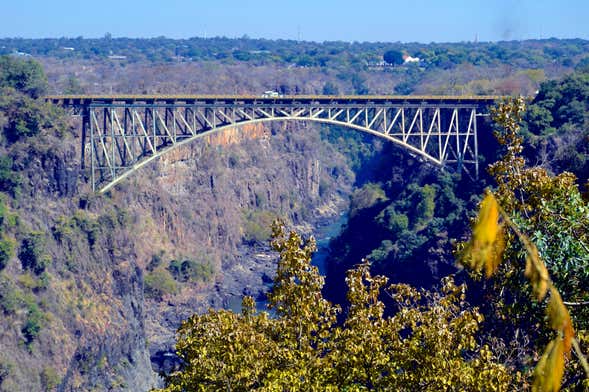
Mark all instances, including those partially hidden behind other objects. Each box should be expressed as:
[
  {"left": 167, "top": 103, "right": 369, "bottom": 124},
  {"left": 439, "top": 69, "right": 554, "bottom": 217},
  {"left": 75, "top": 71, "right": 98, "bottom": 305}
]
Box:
[{"left": 261, "top": 90, "right": 282, "bottom": 98}]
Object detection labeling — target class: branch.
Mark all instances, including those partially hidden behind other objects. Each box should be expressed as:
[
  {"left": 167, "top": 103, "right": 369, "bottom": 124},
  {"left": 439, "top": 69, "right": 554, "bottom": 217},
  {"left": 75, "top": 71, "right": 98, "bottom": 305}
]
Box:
[
  {"left": 572, "top": 338, "right": 589, "bottom": 377},
  {"left": 563, "top": 301, "right": 589, "bottom": 306},
  {"left": 578, "top": 240, "right": 589, "bottom": 255}
]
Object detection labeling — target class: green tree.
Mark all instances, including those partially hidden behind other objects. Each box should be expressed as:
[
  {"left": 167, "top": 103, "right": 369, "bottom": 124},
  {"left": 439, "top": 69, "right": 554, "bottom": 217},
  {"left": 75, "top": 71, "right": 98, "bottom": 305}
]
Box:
[
  {"left": 22, "top": 301, "right": 44, "bottom": 346},
  {"left": 40, "top": 366, "right": 60, "bottom": 391},
  {"left": 0, "top": 56, "right": 47, "bottom": 98},
  {"left": 0, "top": 87, "right": 64, "bottom": 143},
  {"left": 349, "top": 182, "right": 388, "bottom": 217},
  {"left": 0, "top": 236, "right": 15, "bottom": 270},
  {"left": 351, "top": 73, "right": 369, "bottom": 95},
  {"left": 524, "top": 104, "right": 555, "bottom": 136},
  {"left": 383, "top": 49, "right": 404, "bottom": 66},
  {"left": 0, "top": 156, "right": 20, "bottom": 196},
  {"left": 522, "top": 70, "right": 589, "bottom": 184},
  {"left": 488, "top": 98, "right": 589, "bottom": 331},
  {"left": 18, "top": 232, "right": 49, "bottom": 275},
  {"left": 414, "top": 183, "right": 436, "bottom": 227}
]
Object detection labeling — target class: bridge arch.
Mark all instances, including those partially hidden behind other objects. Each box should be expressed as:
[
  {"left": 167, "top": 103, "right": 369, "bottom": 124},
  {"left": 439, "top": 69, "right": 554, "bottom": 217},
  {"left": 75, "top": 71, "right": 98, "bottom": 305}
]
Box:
[
  {"left": 46, "top": 95, "right": 498, "bottom": 192},
  {"left": 97, "top": 116, "right": 453, "bottom": 193}
]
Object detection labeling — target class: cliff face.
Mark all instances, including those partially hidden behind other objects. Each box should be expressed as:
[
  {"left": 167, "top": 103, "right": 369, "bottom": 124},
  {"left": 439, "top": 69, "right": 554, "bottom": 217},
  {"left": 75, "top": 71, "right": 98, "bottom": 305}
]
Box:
[
  {"left": 0, "top": 117, "right": 357, "bottom": 390},
  {"left": 0, "top": 130, "right": 159, "bottom": 391},
  {"left": 115, "top": 121, "right": 355, "bottom": 371}
]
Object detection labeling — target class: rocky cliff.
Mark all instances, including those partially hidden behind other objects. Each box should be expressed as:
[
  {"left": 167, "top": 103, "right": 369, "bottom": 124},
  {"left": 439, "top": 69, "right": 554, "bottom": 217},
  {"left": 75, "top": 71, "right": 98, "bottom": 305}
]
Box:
[{"left": 0, "top": 115, "right": 359, "bottom": 390}]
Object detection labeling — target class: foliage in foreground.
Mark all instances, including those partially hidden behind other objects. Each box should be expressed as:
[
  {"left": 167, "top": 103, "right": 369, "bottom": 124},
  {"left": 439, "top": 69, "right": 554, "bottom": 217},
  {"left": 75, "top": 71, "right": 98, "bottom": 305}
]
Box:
[
  {"left": 460, "top": 97, "right": 589, "bottom": 391},
  {"left": 158, "top": 223, "right": 512, "bottom": 391}
]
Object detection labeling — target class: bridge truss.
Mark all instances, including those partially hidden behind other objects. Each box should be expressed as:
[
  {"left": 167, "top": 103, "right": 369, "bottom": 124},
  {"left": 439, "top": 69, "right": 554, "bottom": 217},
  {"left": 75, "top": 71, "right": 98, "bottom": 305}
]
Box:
[{"left": 49, "top": 96, "right": 497, "bottom": 192}]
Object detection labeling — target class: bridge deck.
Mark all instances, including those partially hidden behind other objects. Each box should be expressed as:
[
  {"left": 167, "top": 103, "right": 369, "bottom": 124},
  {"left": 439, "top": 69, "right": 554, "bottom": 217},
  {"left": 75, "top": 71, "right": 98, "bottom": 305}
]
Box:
[{"left": 46, "top": 94, "right": 504, "bottom": 106}]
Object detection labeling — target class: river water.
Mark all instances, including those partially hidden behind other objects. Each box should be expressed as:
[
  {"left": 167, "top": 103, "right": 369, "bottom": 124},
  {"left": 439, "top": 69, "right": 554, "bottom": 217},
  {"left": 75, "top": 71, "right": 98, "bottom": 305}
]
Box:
[{"left": 311, "top": 212, "right": 348, "bottom": 275}]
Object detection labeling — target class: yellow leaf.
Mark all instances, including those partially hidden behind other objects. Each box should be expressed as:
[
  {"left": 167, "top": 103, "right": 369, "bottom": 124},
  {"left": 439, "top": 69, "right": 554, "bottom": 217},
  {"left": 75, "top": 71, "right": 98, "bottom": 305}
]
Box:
[
  {"left": 460, "top": 242, "right": 483, "bottom": 272},
  {"left": 533, "top": 338, "right": 565, "bottom": 392},
  {"left": 547, "top": 288, "right": 575, "bottom": 357},
  {"left": 525, "top": 256, "right": 532, "bottom": 277},
  {"left": 461, "top": 193, "right": 505, "bottom": 277},
  {"left": 532, "top": 339, "right": 552, "bottom": 392},
  {"left": 473, "top": 193, "right": 500, "bottom": 245},
  {"left": 484, "top": 225, "right": 505, "bottom": 278},
  {"left": 524, "top": 245, "right": 549, "bottom": 301},
  {"left": 546, "top": 338, "right": 565, "bottom": 392},
  {"left": 547, "top": 288, "right": 567, "bottom": 331}
]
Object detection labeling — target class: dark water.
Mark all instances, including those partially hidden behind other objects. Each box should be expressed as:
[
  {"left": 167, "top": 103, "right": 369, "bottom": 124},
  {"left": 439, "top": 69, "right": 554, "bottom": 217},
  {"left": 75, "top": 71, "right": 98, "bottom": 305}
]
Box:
[{"left": 311, "top": 213, "right": 348, "bottom": 275}]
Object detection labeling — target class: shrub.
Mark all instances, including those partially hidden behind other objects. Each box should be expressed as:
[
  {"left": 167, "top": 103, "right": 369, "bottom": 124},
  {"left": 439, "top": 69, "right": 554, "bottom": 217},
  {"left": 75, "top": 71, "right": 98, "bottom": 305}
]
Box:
[
  {"left": 0, "top": 156, "right": 20, "bottom": 197},
  {"left": 376, "top": 206, "right": 409, "bottom": 235},
  {"left": 349, "top": 182, "right": 388, "bottom": 217},
  {"left": 19, "top": 231, "right": 49, "bottom": 275},
  {"left": 242, "top": 210, "right": 277, "bottom": 245},
  {"left": 73, "top": 212, "right": 100, "bottom": 247},
  {"left": 0, "top": 236, "right": 15, "bottom": 270},
  {"left": 168, "top": 259, "right": 215, "bottom": 283},
  {"left": 51, "top": 216, "right": 75, "bottom": 243},
  {"left": 22, "top": 301, "right": 44, "bottom": 346},
  {"left": 147, "top": 251, "right": 165, "bottom": 272},
  {"left": 144, "top": 268, "right": 178, "bottom": 299},
  {"left": 367, "top": 240, "right": 395, "bottom": 264},
  {"left": 0, "top": 206, "right": 17, "bottom": 230},
  {"left": 0, "top": 360, "right": 12, "bottom": 385},
  {"left": 17, "top": 271, "right": 48, "bottom": 291},
  {"left": 0, "top": 274, "right": 19, "bottom": 314},
  {"left": 40, "top": 366, "right": 60, "bottom": 391},
  {"left": 17, "top": 273, "right": 37, "bottom": 290}
]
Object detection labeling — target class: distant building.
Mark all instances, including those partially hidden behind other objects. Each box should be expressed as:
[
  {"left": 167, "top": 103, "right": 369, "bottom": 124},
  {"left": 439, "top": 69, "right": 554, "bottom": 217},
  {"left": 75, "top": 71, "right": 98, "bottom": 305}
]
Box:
[
  {"left": 62, "top": 47, "right": 75, "bottom": 51},
  {"left": 108, "top": 55, "right": 127, "bottom": 60},
  {"left": 402, "top": 54, "right": 420, "bottom": 64}
]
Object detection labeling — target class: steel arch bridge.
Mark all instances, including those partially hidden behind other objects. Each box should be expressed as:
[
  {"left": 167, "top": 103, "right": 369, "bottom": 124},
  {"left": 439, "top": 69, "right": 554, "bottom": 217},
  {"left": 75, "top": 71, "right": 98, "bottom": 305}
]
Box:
[{"left": 47, "top": 95, "right": 501, "bottom": 193}]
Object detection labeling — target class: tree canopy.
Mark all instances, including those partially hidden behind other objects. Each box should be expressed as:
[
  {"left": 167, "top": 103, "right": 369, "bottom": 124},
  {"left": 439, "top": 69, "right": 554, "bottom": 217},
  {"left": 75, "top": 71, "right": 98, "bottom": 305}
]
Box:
[
  {"left": 0, "top": 56, "right": 63, "bottom": 144},
  {"left": 383, "top": 49, "right": 404, "bottom": 66},
  {"left": 157, "top": 223, "right": 513, "bottom": 391},
  {"left": 0, "top": 55, "right": 47, "bottom": 98},
  {"left": 523, "top": 70, "right": 589, "bottom": 184}
]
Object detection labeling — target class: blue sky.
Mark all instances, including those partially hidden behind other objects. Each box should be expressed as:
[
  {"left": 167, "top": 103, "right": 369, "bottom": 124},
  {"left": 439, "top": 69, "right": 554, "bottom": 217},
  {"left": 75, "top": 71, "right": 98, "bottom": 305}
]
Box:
[{"left": 3, "top": 0, "right": 588, "bottom": 42}]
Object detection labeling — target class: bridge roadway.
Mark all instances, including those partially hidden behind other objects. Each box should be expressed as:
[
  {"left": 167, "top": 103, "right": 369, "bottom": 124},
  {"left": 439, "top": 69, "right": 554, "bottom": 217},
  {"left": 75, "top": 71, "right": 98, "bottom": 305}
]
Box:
[
  {"left": 47, "top": 95, "right": 504, "bottom": 192},
  {"left": 46, "top": 94, "right": 501, "bottom": 106}
]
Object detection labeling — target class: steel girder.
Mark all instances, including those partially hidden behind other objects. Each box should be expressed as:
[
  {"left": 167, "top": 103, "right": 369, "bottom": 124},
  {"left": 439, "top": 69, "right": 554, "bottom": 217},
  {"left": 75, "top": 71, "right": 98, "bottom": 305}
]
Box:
[{"left": 87, "top": 102, "right": 484, "bottom": 192}]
